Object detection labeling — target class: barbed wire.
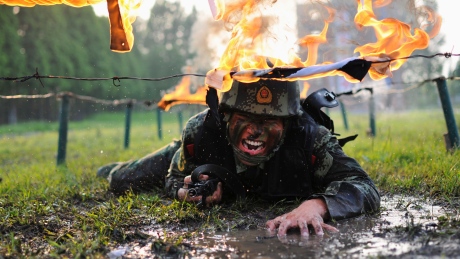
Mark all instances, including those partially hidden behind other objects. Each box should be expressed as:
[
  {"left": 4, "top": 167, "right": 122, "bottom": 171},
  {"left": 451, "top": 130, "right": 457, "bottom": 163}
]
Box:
[
  {"left": 371, "top": 52, "right": 459, "bottom": 63},
  {"left": 333, "top": 76, "right": 460, "bottom": 106},
  {"left": 0, "top": 91, "right": 157, "bottom": 109},
  {"left": 1, "top": 52, "right": 458, "bottom": 87},
  {"left": 0, "top": 93, "right": 55, "bottom": 99},
  {"left": 336, "top": 79, "right": 428, "bottom": 99},
  {"left": 0, "top": 68, "right": 207, "bottom": 87}
]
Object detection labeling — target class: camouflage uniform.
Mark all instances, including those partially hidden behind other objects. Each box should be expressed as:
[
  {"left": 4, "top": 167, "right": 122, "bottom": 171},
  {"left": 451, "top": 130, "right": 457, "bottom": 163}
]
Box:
[
  {"left": 100, "top": 79, "right": 380, "bottom": 220},
  {"left": 102, "top": 107, "right": 380, "bottom": 220}
]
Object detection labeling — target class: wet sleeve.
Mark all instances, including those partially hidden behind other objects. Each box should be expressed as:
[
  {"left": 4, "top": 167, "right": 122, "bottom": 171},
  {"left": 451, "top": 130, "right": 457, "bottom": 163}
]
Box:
[
  {"left": 309, "top": 126, "right": 381, "bottom": 220},
  {"left": 164, "top": 110, "right": 206, "bottom": 198}
]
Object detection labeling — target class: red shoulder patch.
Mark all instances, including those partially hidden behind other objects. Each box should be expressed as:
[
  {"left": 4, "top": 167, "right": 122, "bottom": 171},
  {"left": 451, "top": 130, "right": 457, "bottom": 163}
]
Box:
[
  {"left": 311, "top": 155, "right": 316, "bottom": 165},
  {"left": 186, "top": 144, "right": 195, "bottom": 156}
]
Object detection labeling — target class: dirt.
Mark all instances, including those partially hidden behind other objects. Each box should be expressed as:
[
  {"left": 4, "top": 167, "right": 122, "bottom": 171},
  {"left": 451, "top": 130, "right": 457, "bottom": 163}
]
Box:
[
  {"left": 3, "top": 194, "right": 460, "bottom": 258},
  {"left": 106, "top": 194, "right": 460, "bottom": 258}
]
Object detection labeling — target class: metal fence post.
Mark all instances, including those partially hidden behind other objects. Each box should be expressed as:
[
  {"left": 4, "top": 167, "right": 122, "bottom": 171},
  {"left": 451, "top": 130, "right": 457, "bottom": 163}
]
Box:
[
  {"left": 157, "top": 108, "right": 163, "bottom": 140},
  {"left": 369, "top": 89, "right": 376, "bottom": 137},
  {"left": 178, "top": 110, "right": 183, "bottom": 134},
  {"left": 57, "top": 93, "right": 69, "bottom": 165},
  {"left": 434, "top": 77, "right": 460, "bottom": 150},
  {"left": 339, "top": 101, "right": 349, "bottom": 131},
  {"left": 124, "top": 101, "right": 132, "bottom": 149}
]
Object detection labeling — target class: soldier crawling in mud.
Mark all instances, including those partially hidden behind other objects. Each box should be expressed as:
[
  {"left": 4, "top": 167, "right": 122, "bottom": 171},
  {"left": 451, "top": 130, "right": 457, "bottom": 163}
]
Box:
[{"left": 97, "top": 79, "right": 380, "bottom": 237}]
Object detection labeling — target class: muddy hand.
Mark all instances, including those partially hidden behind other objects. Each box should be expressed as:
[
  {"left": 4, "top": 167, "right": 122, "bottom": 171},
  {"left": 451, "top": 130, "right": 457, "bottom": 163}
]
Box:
[
  {"left": 177, "top": 175, "right": 223, "bottom": 206},
  {"left": 266, "top": 198, "right": 339, "bottom": 237}
]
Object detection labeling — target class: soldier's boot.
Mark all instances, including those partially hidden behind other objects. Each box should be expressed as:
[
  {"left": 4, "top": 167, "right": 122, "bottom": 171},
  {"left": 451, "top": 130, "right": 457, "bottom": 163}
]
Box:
[{"left": 97, "top": 162, "right": 122, "bottom": 178}]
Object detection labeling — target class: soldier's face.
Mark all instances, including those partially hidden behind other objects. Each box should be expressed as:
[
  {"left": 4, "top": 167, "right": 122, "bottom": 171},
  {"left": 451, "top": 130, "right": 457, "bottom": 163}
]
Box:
[{"left": 228, "top": 112, "right": 284, "bottom": 165}]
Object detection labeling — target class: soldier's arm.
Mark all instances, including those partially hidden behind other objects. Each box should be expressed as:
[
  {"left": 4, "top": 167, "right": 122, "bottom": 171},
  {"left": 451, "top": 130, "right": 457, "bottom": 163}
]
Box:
[
  {"left": 309, "top": 126, "right": 381, "bottom": 220},
  {"left": 164, "top": 110, "right": 207, "bottom": 198}
]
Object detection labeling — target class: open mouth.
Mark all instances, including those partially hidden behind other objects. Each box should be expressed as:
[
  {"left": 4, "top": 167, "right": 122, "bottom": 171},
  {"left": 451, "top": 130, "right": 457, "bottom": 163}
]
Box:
[{"left": 241, "top": 139, "right": 265, "bottom": 153}]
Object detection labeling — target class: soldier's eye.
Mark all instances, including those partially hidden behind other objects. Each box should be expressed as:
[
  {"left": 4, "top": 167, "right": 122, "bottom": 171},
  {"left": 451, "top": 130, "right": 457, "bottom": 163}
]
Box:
[
  {"left": 235, "top": 115, "right": 249, "bottom": 121},
  {"left": 264, "top": 119, "right": 279, "bottom": 124}
]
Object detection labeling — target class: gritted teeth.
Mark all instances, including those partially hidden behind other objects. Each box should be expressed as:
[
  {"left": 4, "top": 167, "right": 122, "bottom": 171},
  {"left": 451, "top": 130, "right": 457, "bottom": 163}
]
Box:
[
  {"left": 242, "top": 139, "right": 265, "bottom": 150},
  {"left": 245, "top": 139, "right": 263, "bottom": 146}
]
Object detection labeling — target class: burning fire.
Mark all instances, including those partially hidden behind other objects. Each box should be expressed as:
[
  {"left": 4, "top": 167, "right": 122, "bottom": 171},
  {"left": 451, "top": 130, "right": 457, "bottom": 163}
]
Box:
[
  {"left": 0, "top": 0, "right": 140, "bottom": 52},
  {"left": 157, "top": 74, "right": 207, "bottom": 111},
  {"left": 297, "top": 5, "right": 335, "bottom": 67},
  {"left": 353, "top": 0, "right": 434, "bottom": 80},
  {"left": 205, "top": 0, "right": 440, "bottom": 91},
  {"left": 300, "top": 81, "right": 310, "bottom": 100}
]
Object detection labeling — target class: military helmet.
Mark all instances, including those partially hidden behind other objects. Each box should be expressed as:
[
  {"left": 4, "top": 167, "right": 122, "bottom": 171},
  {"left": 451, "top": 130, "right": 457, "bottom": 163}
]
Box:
[{"left": 219, "top": 79, "right": 301, "bottom": 117}]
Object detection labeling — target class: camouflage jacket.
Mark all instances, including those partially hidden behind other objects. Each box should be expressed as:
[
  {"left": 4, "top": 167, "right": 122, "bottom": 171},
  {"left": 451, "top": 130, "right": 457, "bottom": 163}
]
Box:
[{"left": 165, "top": 109, "right": 380, "bottom": 220}]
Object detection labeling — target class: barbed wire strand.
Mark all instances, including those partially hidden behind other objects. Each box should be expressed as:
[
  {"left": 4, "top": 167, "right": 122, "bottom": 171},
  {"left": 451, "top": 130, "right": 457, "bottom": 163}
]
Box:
[
  {"left": 334, "top": 77, "right": 453, "bottom": 106},
  {"left": 371, "top": 52, "right": 459, "bottom": 64},
  {"left": 0, "top": 71, "right": 207, "bottom": 85},
  {"left": 1, "top": 52, "right": 459, "bottom": 85},
  {"left": 0, "top": 92, "right": 157, "bottom": 109},
  {"left": 0, "top": 93, "right": 55, "bottom": 99}
]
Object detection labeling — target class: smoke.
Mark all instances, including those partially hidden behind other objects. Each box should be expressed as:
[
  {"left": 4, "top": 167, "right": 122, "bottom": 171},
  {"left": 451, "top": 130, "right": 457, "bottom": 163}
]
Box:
[{"left": 188, "top": 16, "right": 230, "bottom": 73}]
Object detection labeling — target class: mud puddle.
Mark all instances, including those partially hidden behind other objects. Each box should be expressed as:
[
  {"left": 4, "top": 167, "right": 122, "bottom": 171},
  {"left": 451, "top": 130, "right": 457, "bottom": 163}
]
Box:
[{"left": 109, "top": 195, "right": 460, "bottom": 258}]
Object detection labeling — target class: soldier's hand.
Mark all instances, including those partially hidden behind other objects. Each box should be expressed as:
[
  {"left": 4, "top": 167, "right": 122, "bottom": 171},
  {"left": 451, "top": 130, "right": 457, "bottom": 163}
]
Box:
[
  {"left": 265, "top": 198, "right": 338, "bottom": 237},
  {"left": 177, "top": 175, "right": 223, "bottom": 206}
]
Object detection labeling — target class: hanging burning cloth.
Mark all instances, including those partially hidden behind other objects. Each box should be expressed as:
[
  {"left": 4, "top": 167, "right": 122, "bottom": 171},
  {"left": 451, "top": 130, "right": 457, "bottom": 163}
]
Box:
[{"left": 232, "top": 57, "right": 372, "bottom": 82}]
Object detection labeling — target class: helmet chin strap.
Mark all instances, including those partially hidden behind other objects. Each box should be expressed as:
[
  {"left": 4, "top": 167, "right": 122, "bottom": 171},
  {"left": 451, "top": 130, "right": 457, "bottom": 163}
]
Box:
[{"left": 225, "top": 114, "right": 288, "bottom": 166}]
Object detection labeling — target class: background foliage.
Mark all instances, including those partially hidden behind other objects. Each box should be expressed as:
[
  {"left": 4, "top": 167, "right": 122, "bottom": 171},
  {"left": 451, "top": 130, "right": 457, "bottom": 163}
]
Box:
[{"left": 0, "top": 2, "right": 198, "bottom": 124}]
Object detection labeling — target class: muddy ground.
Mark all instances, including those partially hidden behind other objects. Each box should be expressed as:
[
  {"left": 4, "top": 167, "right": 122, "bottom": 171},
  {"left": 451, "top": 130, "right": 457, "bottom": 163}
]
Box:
[
  {"left": 106, "top": 194, "right": 460, "bottom": 258},
  {"left": 3, "top": 193, "right": 460, "bottom": 258}
]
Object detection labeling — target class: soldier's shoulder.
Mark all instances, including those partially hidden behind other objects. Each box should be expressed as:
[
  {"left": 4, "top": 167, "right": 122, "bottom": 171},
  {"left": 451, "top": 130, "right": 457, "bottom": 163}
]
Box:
[
  {"left": 316, "top": 125, "right": 332, "bottom": 137},
  {"left": 183, "top": 109, "right": 209, "bottom": 136},
  {"left": 313, "top": 125, "right": 335, "bottom": 149},
  {"left": 186, "top": 109, "right": 208, "bottom": 123}
]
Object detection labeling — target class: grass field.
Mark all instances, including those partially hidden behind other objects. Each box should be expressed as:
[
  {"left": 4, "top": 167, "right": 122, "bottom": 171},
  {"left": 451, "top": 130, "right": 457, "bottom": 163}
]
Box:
[
  {"left": 0, "top": 107, "right": 459, "bottom": 257},
  {"left": 332, "top": 109, "right": 460, "bottom": 197}
]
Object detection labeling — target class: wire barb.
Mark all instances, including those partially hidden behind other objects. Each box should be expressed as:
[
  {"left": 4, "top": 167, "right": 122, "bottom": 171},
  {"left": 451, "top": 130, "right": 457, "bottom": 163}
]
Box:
[{"left": 112, "top": 77, "right": 121, "bottom": 87}]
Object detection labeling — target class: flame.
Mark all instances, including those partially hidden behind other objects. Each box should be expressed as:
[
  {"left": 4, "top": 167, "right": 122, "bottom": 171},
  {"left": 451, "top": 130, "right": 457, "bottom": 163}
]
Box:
[
  {"left": 0, "top": 0, "right": 139, "bottom": 52},
  {"left": 206, "top": 1, "right": 358, "bottom": 90},
  {"left": 418, "top": 5, "right": 442, "bottom": 39},
  {"left": 204, "top": 1, "right": 357, "bottom": 90},
  {"left": 354, "top": 0, "right": 431, "bottom": 80},
  {"left": 299, "top": 81, "right": 310, "bottom": 99},
  {"left": 205, "top": 0, "right": 437, "bottom": 91},
  {"left": 0, "top": 0, "right": 104, "bottom": 7},
  {"left": 207, "top": 0, "right": 298, "bottom": 92},
  {"left": 374, "top": 0, "right": 392, "bottom": 8},
  {"left": 209, "top": 0, "right": 226, "bottom": 20},
  {"left": 157, "top": 74, "right": 207, "bottom": 111},
  {"left": 297, "top": 5, "right": 335, "bottom": 67}
]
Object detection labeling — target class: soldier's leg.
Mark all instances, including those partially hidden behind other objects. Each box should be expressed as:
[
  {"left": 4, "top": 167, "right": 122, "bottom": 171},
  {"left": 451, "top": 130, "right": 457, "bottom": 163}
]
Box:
[{"left": 105, "top": 140, "right": 181, "bottom": 195}]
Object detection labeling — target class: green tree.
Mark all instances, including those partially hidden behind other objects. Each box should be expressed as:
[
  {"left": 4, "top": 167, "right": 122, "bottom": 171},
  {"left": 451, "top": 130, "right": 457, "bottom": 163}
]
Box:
[
  {"left": 0, "top": 6, "right": 27, "bottom": 124},
  {"left": 139, "top": 0, "right": 197, "bottom": 100},
  {"left": 0, "top": 6, "right": 25, "bottom": 82}
]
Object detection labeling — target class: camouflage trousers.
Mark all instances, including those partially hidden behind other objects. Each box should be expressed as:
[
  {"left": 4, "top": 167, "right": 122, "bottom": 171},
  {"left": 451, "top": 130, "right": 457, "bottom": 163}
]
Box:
[{"left": 98, "top": 140, "right": 181, "bottom": 195}]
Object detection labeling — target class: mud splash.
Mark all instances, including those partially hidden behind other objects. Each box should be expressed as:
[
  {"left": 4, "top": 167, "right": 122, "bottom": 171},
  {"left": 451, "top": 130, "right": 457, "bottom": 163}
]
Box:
[{"left": 109, "top": 194, "right": 460, "bottom": 258}]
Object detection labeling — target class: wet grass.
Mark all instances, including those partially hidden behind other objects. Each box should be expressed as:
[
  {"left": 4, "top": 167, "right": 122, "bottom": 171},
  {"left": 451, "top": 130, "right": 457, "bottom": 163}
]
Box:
[
  {"left": 329, "top": 109, "right": 460, "bottom": 198},
  {"left": 0, "top": 108, "right": 459, "bottom": 257}
]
